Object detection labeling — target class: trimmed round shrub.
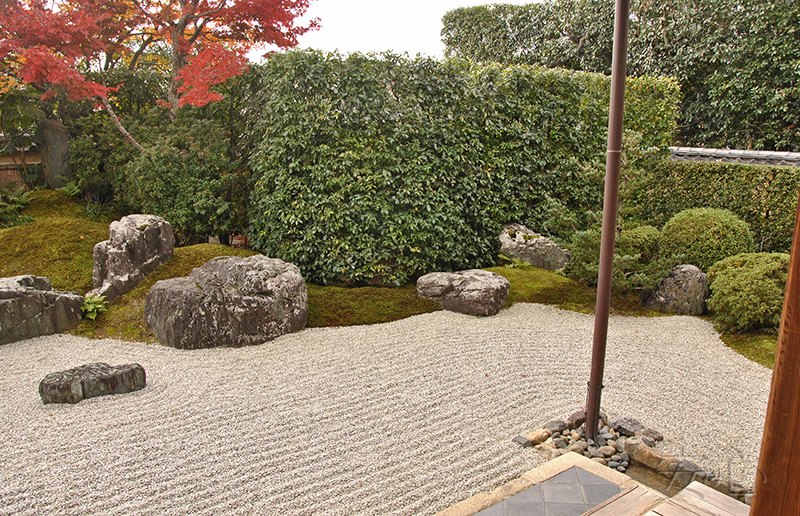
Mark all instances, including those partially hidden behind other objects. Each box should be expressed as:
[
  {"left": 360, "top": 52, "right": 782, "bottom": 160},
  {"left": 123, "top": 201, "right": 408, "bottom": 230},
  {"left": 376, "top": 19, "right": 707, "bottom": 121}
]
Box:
[
  {"left": 707, "top": 253, "right": 789, "bottom": 333},
  {"left": 659, "top": 208, "right": 754, "bottom": 272},
  {"left": 617, "top": 224, "right": 660, "bottom": 263}
]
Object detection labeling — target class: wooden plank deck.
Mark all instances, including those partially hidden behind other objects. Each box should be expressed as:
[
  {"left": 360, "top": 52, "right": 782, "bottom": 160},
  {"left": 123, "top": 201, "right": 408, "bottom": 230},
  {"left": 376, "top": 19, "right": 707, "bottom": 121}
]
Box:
[
  {"left": 584, "top": 484, "right": 665, "bottom": 515},
  {"left": 643, "top": 482, "right": 750, "bottom": 516}
]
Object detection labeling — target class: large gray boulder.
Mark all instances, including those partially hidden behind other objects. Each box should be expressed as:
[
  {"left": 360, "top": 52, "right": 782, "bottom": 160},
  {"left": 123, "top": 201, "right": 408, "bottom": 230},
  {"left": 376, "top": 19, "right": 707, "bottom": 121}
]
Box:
[
  {"left": 417, "top": 269, "right": 510, "bottom": 316},
  {"left": 145, "top": 255, "right": 308, "bottom": 349},
  {"left": 39, "top": 363, "right": 146, "bottom": 404},
  {"left": 90, "top": 214, "right": 175, "bottom": 303},
  {"left": 0, "top": 275, "right": 83, "bottom": 345},
  {"left": 499, "top": 223, "right": 570, "bottom": 270},
  {"left": 641, "top": 264, "right": 709, "bottom": 315}
]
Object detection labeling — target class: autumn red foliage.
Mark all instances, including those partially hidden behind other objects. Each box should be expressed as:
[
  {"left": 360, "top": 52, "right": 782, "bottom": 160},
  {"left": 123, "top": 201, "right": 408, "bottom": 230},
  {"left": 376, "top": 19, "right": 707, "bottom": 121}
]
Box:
[{"left": 0, "top": 0, "right": 317, "bottom": 111}]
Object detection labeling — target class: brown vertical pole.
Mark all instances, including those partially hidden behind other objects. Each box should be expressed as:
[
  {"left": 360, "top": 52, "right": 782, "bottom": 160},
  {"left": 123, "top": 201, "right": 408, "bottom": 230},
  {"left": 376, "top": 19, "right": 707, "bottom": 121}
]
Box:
[
  {"left": 750, "top": 191, "right": 800, "bottom": 514},
  {"left": 585, "top": 0, "right": 630, "bottom": 443}
]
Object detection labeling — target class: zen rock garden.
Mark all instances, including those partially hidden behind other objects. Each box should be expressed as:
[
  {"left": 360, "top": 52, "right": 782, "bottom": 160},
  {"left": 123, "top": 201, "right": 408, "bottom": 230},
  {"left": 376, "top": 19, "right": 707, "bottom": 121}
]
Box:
[{"left": 39, "top": 362, "right": 146, "bottom": 404}]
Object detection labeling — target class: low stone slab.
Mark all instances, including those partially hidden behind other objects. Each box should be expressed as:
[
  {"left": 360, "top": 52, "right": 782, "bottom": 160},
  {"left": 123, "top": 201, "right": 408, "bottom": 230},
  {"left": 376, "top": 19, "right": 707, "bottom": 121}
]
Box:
[
  {"left": 39, "top": 363, "right": 146, "bottom": 404},
  {"left": 0, "top": 275, "right": 83, "bottom": 345},
  {"left": 417, "top": 269, "right": 510, "bottom": 316}
]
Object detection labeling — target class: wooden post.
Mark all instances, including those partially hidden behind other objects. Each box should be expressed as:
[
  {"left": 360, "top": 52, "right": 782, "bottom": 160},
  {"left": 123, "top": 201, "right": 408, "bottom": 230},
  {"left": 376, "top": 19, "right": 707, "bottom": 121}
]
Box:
[
  {"left": 750, "top": 191, "right": 800, "bottom": 514},
  {"left": 585, "top": 0, "right": 630, "bottom": 442}
]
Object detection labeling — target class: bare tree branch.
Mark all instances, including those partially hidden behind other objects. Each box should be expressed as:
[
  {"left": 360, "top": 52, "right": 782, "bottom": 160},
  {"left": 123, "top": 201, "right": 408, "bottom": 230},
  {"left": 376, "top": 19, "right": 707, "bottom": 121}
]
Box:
[{"left": 99, "top": 97, "right": 145, "bottom": 152}]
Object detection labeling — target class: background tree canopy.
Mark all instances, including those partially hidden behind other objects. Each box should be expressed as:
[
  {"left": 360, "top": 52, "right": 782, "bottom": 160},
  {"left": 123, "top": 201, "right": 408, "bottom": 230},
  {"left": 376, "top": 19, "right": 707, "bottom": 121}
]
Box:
[{"left": 442, "top": 0, "right": 800, "bottom": 152}]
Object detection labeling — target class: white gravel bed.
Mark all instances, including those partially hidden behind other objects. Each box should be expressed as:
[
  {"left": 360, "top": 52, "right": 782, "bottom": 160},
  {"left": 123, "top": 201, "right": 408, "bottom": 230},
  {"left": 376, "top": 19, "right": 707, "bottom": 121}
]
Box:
[{"left": 0, "top": 303, "right": 771, "bottom": 515}]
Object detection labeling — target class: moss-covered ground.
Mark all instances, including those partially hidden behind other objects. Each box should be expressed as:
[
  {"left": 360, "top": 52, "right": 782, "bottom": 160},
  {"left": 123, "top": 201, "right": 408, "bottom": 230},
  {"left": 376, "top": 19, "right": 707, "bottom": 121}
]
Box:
[{"left": 0, "top": 192, "right": 779, "bottom": 367}]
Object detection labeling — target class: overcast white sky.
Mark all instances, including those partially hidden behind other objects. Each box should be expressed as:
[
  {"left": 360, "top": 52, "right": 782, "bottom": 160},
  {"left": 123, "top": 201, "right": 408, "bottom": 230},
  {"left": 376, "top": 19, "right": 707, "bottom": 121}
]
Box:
[{"left": 253, "top": 0, "right": 534, "bottom": 61}]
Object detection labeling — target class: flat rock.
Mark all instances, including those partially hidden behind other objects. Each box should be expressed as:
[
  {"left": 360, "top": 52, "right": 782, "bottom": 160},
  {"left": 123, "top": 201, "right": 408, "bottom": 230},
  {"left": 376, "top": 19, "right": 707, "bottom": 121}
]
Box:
[
  {"left": 39, "top": 363, "right": 146, "bottom": 404},
  {"left": 499, "top": 223, "right": 570, "bottom": 270},
  {"left": 609, "top": 416, "right": 646, "bottom": 437},
  {"left": 542, "top": 419, "right": 569, "bottom": 435},
  {"left": 0, "top": 275, "right": 83, "bottom": 345},
  {"left": 145, "top": 255, "right": 308, "bottom": 349},
  {"left": 417, "top": 269, "right": 509, "bottom": 316}
]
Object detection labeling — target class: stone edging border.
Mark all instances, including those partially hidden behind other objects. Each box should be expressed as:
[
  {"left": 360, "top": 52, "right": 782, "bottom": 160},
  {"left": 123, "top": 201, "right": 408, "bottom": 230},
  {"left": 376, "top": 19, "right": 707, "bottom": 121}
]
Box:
[{"left": 522, "top": 411, "right": 752, "bottom": 505}]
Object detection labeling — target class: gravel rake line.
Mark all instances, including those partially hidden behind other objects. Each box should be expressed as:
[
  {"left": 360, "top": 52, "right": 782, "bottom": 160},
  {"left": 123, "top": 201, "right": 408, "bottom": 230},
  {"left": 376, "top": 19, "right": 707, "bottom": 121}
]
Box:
[{"left": 0, "top": 303, "right": 771, "bottom": 515}]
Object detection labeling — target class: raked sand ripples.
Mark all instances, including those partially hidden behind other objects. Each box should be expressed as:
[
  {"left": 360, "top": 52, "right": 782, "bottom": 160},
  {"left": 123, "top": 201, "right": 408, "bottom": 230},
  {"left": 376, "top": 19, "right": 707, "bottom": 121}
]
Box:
[{"left": 0, "top": 303, "right": 771, "bottom": 515}]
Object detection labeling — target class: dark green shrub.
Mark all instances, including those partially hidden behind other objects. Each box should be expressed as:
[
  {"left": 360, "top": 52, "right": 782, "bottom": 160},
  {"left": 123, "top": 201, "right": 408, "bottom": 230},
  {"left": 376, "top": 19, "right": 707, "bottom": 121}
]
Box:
[
  {"left": 628, "top": 159, "right": 799, "bottom": 253},
  {"left": 708, "top": 253, "right": 789, "bottom": 333},
  {"left": 617, "top": 225, "right": 661, "bottom": 263},
  {"left": 247, "top": 50, "right": 678, "bottom": 285},
  {"left": 564, "top": 225, "right": 680, "bottom": 292},
  {"left": 659, "top": 208, "right": 754, "bottom": 272},
  {"left": 119, "top": 118, "right": 249, "bottom": 244}
]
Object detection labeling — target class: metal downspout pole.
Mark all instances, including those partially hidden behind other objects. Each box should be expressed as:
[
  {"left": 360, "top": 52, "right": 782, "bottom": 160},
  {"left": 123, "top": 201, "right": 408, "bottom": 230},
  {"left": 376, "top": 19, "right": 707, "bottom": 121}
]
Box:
[{"left": 585, "top": 0, "right": 630, "bottom": 443}]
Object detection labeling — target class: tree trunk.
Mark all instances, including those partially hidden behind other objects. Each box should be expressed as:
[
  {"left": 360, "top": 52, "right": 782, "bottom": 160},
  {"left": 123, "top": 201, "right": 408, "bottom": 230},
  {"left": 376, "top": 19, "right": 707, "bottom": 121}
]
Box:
[{"left": 39, "top": 119, "right": 72, "bottom": 189}]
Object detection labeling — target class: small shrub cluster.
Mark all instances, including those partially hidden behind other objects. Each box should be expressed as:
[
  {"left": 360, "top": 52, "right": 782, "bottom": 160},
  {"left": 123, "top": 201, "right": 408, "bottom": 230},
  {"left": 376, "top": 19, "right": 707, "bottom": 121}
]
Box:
[
  {"left": 659, "top": 208, "right": 754, "bottom": 272},
  {"left": 708, "top": 253, "right": 789, "bottom": 333},
  {"left": 118, "top": 117, "right": 250, "bottom": 244},
  {"left": 564, "top": 225, "right": 680, "bottom": 293}
]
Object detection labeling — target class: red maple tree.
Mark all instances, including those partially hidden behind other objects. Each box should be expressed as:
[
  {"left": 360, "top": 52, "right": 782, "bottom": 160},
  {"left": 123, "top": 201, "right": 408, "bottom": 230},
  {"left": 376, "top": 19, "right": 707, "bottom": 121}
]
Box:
[{"left": 0, "top": 0, "right": 317, "bottom": 148}]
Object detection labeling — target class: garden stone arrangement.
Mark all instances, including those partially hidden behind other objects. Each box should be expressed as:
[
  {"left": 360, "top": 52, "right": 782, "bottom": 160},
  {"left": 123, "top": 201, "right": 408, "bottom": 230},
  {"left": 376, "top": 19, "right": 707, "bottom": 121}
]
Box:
[
  {"left": 90, "top": 214, "right": 175, "bottom": 303},
  {"left": 520, "top": 412, "right": 750, "bottom": 503},
  {"left": 0, "top": 275, "right": 83, "bottom": 345},
  {"left": 417, "top": 269, "right": 510, "bottom": 316},
  {"left": 145, "top": 255, "right": 308, "bottom": 349},
  {"left": 39, "top": 362, "right": 146, "bottom": 404},
  {"left": 499, "top": 223, "right": 570, "bottom": 270}
]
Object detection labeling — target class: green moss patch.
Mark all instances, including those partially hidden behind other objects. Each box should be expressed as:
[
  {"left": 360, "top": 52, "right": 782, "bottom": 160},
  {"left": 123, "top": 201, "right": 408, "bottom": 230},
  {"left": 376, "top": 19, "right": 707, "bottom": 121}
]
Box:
[
  {"left": 487, "top": 265, "right": 658, "bottom": 316},
  {"left": 307, "top": 284, "right": 440, "bottom": 327},
  {"left": 0, "top": 217, "right": 108, "bottom": 293},
  {"left": 718, "top": 331, "right": 778, "bottom": 369}
]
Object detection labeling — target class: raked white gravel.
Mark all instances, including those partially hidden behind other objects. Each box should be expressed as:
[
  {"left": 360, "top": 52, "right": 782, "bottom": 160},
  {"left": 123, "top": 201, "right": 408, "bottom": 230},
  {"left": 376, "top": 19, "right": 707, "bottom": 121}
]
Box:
[{"left": 0, "top": 303, "right": 771, "bottom": 515}]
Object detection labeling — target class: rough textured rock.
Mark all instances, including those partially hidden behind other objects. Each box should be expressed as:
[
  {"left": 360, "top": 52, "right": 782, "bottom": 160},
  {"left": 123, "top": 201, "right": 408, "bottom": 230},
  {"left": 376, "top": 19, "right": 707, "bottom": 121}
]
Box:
[
  {"left": 416, "top": 270, "right": 510, "bottom": 316},
  {"left": 609, "top": 416, "right": 646, "bottom": 437},
  {"left": 525, "top": 429, "right": 551, "bottom": 446},
  {"left": 40, "top": 119, "right": 72, "bottom": 189},
  {"left": 145, "top": 255, "right": 308, "bottom": 349},
  {"left": 90, "top": 214, "right": 175, "bottom": 303},
  {"left": 39, "top": 363, "right": 146, "bottom": 404},
  {"left": 0, "top": 275, "right": 83, "bottom": 345},
  {"left": 499, "top": 223, "right": 570, "bottom": 270},
  {"left": 641, "top": 264, "right": 708, "bottom": 315}
]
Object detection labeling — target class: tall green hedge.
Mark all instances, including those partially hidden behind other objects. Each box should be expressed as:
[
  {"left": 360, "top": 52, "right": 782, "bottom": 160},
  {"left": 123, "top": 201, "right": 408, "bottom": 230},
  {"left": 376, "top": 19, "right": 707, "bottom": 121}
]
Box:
[
  {"left": 628, "top": 160, "right": 799, "bottom": 254},
  {"left": 247, "top": 50, "right": 679, "bottom": 285}
]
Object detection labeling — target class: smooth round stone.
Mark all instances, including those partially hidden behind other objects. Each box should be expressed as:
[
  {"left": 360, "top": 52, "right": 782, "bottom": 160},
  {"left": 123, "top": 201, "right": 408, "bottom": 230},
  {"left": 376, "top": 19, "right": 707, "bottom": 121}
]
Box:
[
  {"left": 607, "top": 461, "right": 620, "bottom": 468},
  {"left": 598, "top": 445, "right": 617, "bottom": 457},
  {"left": 617, "top": 466, "right": 627, "bottom": 472}
]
